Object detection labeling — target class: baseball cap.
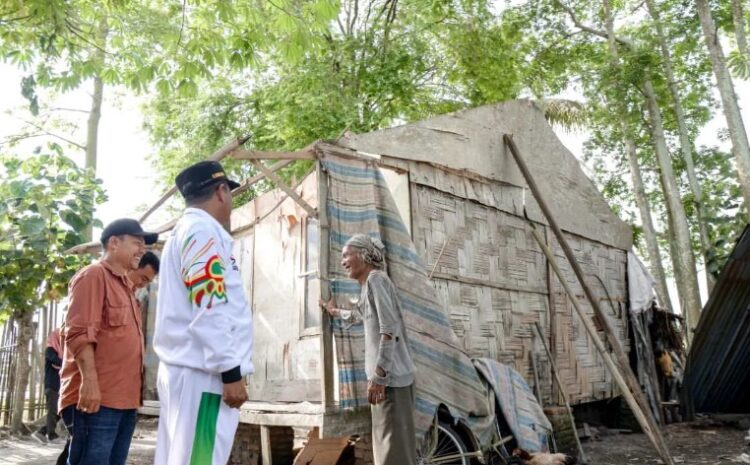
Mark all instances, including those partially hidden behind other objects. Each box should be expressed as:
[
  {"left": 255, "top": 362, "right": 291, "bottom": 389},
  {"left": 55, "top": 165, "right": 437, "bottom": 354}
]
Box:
[
  {"left": 100, "top": 218, "right": 159, "bottom": 246},
  {"left": 175, "top": 160, "right": 241, "bottom": 199}
]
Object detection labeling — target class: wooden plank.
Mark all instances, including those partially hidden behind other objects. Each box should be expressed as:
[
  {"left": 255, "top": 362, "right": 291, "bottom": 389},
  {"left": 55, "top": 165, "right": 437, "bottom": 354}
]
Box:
[
  {"left": 527, "top": 221, "right": 673, "bottom": 464},
  {"left": 248, "top": 379, "right": 321, "bottom": 402},
  {"left": 66, "top": 144, "right": 293, "bottom": 254},
  {"left": 233, "top": 146, "right": 316, "bottom": 161},
  {"left": 505, "top": 134, "right": 672, "bottom": 464},
  {"left": 317, "top": 160, "right": 335, "bottom": 418},
  {"left": 232, "top": 159, "right": 295, "bottom": 197},
  {"left": 139, "top": 136, "right": 249, "bottom": 223},
  {"left": 321, "top": 409, "right": 373, "bottom": 437},
  {"left": 546, "top": 226, "right": 559, "bottom": 405},
  {"left": 139, "top": 400, "right": 325, "bottom": 427},
  {"left": 293, "top": 428, "right": 351, "bottom": 465},
  {"left": 261, "top": 425, "right": 273, "bottom": 465},
  {"left": 252, "top": 160, "right": 317, "bottom": 218},
  {"left": 239, "top": 412, "right": 321, "bottom": 427},
  {"left": 533, "top": 322, "right": 586, "bottom": 462},
  {"left": 429, "top": 271, "right": 548, "bottom": 296},
  {"left": 141, "top": 400, "right": 325, "bottom": 414},
  {"left": 232, "top": 176, "right": 307, "bottom": 238}
]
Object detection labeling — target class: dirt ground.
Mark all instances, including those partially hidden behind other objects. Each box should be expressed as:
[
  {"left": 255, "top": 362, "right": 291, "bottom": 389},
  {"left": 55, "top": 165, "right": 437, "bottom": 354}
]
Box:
[
  {"left": 0, "top": 416, "right": 748, "bottom": 464},
  {"left": 584, "top": 420, "right": 750, "bottom": 465},
  {"left": 0, "top": 418, "right": 157, "bottom": 465}
]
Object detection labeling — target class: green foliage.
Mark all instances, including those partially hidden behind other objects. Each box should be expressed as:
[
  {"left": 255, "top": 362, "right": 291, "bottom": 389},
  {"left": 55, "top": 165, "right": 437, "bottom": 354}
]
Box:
[
  {"left": 143, "top": 1, "right": 525, "bottom": 192},
  {"left": 695, "top": 145, "right": 746, "bottom": 275},
  {"left": 0, "top": 149, "right": 107, "bottom": 320},
  {"left": 0, "top": 0, "right": 342, "bottom": 108},
  {"left": 3, "top": 0, "right": 748, "bottom": 293},
  {"left": 727, "top": 49, "right": 750, "bottom": 78}
]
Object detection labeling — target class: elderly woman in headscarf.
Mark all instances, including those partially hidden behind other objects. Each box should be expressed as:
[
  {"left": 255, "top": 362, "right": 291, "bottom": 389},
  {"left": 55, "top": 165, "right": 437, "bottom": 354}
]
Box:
[{"left": 321, "top": 234, "right": 417, "bottom": 465}]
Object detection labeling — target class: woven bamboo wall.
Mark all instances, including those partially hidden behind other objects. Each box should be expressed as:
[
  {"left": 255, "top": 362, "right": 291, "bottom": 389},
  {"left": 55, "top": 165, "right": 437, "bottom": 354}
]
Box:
[{"left": 411, "top": 178, "right": 628, "bottom": 407}]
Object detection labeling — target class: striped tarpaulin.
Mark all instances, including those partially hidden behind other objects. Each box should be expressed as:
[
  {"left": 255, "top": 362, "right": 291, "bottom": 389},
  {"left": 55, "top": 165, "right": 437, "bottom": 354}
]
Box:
[
  {"left": 322, "top": 153, "right": 495, "bottom": 444},
  {"left": 473, "top": 358, "right": 552, "bottom": 452}
]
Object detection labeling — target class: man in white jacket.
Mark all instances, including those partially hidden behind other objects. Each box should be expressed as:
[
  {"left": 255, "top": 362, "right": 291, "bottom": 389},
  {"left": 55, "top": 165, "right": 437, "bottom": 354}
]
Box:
[{"left": 153, "top": 161, "right": 253, "bottom": 465}]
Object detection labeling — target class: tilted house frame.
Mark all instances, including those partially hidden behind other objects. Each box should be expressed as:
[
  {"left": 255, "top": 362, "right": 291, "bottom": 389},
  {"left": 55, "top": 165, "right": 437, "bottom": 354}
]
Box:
[{"left": 70, "top": 100, "right": 633, "bottom": 458}]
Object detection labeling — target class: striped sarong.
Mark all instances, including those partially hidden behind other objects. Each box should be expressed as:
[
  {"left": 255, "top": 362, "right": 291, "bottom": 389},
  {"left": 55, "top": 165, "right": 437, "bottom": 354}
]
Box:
[{"left": 322, "top": 153, "right": 495, "bottom": 445}]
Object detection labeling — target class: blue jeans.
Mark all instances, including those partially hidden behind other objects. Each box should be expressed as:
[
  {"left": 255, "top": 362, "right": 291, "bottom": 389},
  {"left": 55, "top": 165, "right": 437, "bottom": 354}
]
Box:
[{"left": 61, "top": 405, "right": 137, "bottom": 465}]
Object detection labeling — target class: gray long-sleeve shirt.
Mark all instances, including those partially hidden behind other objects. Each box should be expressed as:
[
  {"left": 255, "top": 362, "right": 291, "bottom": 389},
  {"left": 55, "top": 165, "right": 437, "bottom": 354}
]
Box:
[{"left": 354, "top": 270, "right": 415, "bottom": 387}]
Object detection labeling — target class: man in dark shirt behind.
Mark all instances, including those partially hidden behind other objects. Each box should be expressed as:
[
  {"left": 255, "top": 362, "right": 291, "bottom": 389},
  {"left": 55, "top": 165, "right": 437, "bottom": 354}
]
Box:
[{"left": 32, "top": 328, "right": 64, "bottom": 444}]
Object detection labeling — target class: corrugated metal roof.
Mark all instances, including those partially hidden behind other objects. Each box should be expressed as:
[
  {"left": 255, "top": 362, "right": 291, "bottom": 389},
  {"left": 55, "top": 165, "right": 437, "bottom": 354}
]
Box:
[{"left": 684, "top": 225, "right": 750, "bottom": 413}]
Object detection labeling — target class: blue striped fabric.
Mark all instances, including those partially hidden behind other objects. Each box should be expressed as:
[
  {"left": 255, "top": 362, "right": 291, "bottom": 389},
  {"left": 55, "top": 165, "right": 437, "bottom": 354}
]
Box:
[
  {"left": 323, "top": 155, "right": 495, "bottom": 444},
  {"left": 473, "top": 358, "right": 552, "bottom": 452}
]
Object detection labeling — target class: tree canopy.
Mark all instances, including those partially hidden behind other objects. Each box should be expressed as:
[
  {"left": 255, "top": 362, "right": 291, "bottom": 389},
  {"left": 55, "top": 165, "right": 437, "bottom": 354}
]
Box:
[
  {"left": 3, "top": 0, "right": 750, "bottom": 331},
  {"left": 0, "top": 148, "right": 106, "bottom": 321}
]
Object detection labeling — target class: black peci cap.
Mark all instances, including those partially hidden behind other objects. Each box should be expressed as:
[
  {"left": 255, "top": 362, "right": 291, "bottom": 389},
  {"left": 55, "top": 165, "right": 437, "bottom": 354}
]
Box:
[
  {"left": 100, "top": 218, "right": 159, "bottom": 246},
  {"left": 175, "top": 160, "right": 240, "bottom": 199}
]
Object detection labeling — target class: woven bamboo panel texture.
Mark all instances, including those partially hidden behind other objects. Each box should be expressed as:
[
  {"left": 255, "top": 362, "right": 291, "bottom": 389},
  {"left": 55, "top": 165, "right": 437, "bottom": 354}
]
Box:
[{"left": 411, "top": 182, "right": 628, "bottom": 406}]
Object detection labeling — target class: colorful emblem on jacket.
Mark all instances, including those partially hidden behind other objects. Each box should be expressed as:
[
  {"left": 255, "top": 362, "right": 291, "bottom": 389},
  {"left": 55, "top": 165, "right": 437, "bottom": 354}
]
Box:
[{"left": 182, "top": 235, "right": 229, "bottom": 309}]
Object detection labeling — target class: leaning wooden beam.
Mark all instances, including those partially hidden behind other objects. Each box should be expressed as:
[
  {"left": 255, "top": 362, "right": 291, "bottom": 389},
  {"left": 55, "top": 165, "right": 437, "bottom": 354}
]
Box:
[
  {"left": 65, "top": 241, "right": 104, "bottom": 255},
  {"left": 232, "top": 160, "right": 294, "bottom": 197},
  {"left": 230, "top": 175, "right": 307, "bottom": 238},
  {"left": 138, "top": 136, "right": 251, "bottom": 223},
  {"left": 532, "top": 322, "right": 586, "bottom": 463},
  {"left": 232, "top": 144, "right": 316, "bottom": 161},
  {"left": 152, "top": 159, "right": 296, "bottom": 235},
  {"left": 506, "top": 134, "right": 658, "bottom": 413},
  {"left": 250, "top": 160, "right": 317, "bottom": 218},
  {"left": 530, "top": 226, "right": 669, "bottom": 462},
  {"left": 505, "top": 134, "right": 674, "bottom": 465},
  {"left": 317, "top": 161, "right": 335, "bottom": 419},
  {"left": 65, "top": 159, "right": 295, "bottom": 255}
]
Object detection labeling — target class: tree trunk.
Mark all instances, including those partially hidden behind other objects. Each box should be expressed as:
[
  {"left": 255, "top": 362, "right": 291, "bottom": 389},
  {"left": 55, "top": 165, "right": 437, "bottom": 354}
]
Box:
[
  {"left": 696, "top": 0, "right": 750, "bottom": 217},
  {"left": 646, "top": 0, "right": 715, "bottom": 291},
  {"left": 82, "top": 19, "right": 108, "bottom": 242},
  {"left": 601, "top": 0, "right": 674, "bottom": 312},
  {"left": 1, "top": 318, "right": 15, "bottom": 425},
  {"left": 10, "top": 310, "right": 34, "bottom": 434},
  {"left": 732, "top": 0, "right": 748, "bottom": 56},
  {"left": 642, "top": 79, "right": 703, "bottom": 342},
  {"left": 85, "top": 76, "right": 104, "bottom": 175},
  {"left": 624, "top": 137, "right": 674, "bottom": 312},
  {"left": 601, "top": 0, "right": 702, "bottom": 338}
]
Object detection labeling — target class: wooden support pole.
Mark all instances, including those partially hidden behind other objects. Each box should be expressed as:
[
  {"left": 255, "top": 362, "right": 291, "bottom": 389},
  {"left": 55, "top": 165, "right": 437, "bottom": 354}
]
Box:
[
  {"left": 545, "top": 226, "right": 560, "bottom": 405},
  {"left": 232, "top": 160, "right": 294, "bottom": 197},
  {"left": 232, "top": 146, "right": 316, "bottom": 161},
  {"left": 529, "top": 349, "right": 543, "bottom": 403},
  {"left": 139, "top": 136, "right": 250, "bottom": 223},
  {"left": 428, "top": 239, "right": 449, "bottom": 279},
  {"left": 67, "top": 158, "right": 299, "bottom": 254},
  {"left": 260, "top": 425, "right": 273, "bottom": 465},
  {"left": 528, "top": 224, "right": 673, "bottom": 464},
  {"left": 504, "top": 134, "right": 673, "bottom": 464},
  {"left": 317, "top": 161, "right": 335, "bottom": 420},
  {"left": 532, "top": 322, "right": 586, "bottom": 463},
  {"left": 251, "top": 160, "right": 317, "bottom": 219}
]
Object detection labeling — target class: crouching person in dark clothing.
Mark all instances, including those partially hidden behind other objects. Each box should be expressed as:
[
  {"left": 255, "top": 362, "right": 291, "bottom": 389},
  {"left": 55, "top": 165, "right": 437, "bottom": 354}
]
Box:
[{"left": 33, "top": 329, "right": 64, "bottom": 444}]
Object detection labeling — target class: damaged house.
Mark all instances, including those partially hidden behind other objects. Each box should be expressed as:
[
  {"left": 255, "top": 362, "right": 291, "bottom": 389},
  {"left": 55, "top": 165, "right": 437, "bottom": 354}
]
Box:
[{"left": 70, "top": 100, "right": 667, "bottom": 464}]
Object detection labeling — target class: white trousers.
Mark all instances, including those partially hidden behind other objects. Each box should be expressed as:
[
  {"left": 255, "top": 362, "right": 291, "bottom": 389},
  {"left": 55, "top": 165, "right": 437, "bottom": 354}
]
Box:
[{"left": 154, "top": 363, "right": 240, "bottom": 465}]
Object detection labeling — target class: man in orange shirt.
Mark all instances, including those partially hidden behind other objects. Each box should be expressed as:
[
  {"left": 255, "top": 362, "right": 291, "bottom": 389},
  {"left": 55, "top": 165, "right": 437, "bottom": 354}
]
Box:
[{"left": 59, "top": 218, "right": 157, "bottom": 465}]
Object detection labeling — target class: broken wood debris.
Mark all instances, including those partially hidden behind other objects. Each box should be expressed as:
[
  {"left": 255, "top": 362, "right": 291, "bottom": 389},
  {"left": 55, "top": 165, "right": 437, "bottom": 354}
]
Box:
[{"left": 293, "top": 427, "right": 354, "bottom": 465}]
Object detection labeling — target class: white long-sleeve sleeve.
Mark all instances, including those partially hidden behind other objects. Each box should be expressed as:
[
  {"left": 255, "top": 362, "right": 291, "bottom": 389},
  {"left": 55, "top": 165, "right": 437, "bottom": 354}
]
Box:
[
  {"left": 154, "top": 208, "right": 254, "bottom": 382},
  {"left": 182, "top": 228, "right": 241, "bottom": 376}
]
